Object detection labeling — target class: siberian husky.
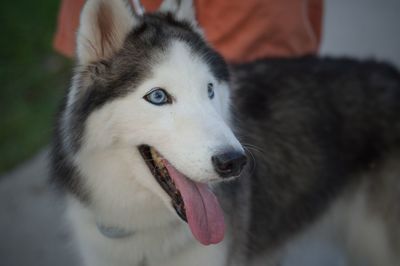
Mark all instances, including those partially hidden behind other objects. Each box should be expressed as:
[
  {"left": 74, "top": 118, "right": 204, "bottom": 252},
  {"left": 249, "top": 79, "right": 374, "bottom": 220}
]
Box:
[{"left": 51, "top": 0, "right": 400, "bottom": 265}]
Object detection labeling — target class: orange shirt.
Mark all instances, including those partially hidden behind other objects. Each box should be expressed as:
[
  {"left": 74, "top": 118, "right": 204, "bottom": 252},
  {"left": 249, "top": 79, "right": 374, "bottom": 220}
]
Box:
[{"left": 54, "top": 0, "right": 322, "bottom": 63}]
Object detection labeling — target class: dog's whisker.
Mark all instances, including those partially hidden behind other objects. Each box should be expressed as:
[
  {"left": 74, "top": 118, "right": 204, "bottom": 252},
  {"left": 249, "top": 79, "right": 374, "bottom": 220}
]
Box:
[
  {"left": 243, "top": 146, "right": 257, "bottom": 176},
  {"left": 242, "top": 143, "right": 266, "bottom": 156}
]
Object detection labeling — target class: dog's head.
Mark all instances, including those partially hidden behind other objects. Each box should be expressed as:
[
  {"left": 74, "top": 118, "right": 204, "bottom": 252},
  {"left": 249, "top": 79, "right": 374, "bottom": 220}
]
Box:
[{"left": 63, "top": 0, "right": 246, "bottom": 245}]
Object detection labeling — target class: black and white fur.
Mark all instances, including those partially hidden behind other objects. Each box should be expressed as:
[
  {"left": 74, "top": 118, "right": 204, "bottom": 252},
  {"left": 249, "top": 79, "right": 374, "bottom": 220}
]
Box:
[{"left": 51, "top": 0, "right": 400, "bottom": 265}]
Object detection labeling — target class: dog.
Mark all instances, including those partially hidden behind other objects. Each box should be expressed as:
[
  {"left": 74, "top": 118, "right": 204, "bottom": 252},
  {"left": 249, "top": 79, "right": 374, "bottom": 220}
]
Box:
[{"left": 51, "top": 0, "right": 400, "bottom": 265}]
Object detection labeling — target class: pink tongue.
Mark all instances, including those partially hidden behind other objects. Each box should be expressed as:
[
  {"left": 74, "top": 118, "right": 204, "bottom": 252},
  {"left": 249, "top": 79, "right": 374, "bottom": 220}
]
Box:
[{"left": 164, "top": 161, "right": 225, "bottom": 245}]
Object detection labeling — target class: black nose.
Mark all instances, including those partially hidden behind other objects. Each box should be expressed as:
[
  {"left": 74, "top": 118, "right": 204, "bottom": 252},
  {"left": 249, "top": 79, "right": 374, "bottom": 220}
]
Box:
[{"left": 212, "top": 151, "right": 247, "bottom": 178}]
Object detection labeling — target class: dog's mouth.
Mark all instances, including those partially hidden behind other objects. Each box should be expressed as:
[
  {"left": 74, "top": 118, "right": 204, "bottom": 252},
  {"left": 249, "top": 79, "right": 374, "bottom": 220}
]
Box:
[
  {"left": 138, "top": 145, "right": 187, "bottom": 221},
  {"left": 138, "top": 144, "right": 225, "bottom": 245}
]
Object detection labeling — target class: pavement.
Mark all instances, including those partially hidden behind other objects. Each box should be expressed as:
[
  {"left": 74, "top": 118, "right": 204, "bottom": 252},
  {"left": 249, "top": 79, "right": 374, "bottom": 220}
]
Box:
[
  {"left": 0, "top": 149, "right": 79, "bottom": 266},
  {"left": 1, "top": 0, "right": 399, "bottom": 265}
]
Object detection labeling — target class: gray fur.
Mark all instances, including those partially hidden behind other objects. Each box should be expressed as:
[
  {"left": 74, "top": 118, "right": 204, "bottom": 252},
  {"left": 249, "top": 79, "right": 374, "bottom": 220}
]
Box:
[{"left": 224, "top": 57, "right": 400, "bottom": 262}]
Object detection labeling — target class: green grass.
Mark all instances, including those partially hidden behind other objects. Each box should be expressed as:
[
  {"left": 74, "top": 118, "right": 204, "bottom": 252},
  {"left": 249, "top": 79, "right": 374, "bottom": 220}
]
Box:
[{"left": 0, "top": 0, "right": 72, "bottom": 173}]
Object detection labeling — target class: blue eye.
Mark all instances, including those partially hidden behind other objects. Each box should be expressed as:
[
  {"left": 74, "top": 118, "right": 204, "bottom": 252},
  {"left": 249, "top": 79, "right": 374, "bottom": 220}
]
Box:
[
  {"left": 208, "top": 83, "right": 214, "bottom": 99},
  {"left": 144, "top": 88, "right": 171, "bottom": 105}
]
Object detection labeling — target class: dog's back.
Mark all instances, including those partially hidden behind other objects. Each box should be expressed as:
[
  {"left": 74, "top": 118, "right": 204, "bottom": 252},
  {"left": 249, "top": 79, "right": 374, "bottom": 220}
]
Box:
[{"left": 223, "top": 56, "right": 400, "bottom": 264}]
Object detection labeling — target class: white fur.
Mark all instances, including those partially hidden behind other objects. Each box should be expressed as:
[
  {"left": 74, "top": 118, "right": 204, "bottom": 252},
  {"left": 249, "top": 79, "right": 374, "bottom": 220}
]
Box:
[
  {"left": 67, "top": 196, "right": 227, "bottom": 266},
  {"left": 61, "top": 0, "right": 136, "bottom": 156},
  {"left": 67, "top": 0, "right": 242, "bottom": 264},
  {"left": 69, "top": 38, "right": 240, "bottom": 265}
]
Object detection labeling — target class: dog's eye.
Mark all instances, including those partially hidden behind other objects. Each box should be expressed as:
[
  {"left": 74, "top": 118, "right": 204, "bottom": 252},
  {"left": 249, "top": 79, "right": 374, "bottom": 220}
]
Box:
[
  {"left": 207, "top": 83, "right": 214, "bottom": 99},
  {"left": 144, "top": 88, "right": 171, "bottom": 105}
]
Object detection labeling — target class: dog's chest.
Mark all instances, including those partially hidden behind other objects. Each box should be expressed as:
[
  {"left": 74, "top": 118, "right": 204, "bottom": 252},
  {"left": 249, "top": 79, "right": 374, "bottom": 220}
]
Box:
[
  {"left": 68, "top": 201, "right": 227, "bottom": 266},
  {"left": 83, "top": 225, "right": 226, "bottom": 266}
]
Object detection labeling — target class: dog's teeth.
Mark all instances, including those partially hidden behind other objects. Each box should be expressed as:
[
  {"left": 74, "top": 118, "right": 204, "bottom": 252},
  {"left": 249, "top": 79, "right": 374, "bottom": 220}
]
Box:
[
  {"left": 146, "top": 146, "right": 186, "bottom": 222},
  {"left": 150, "top": 147, "right": 163, "bottom": 167}
]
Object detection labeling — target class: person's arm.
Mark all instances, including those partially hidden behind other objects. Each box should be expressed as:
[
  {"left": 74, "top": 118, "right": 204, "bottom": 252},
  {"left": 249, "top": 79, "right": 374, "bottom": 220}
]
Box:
[
  {"left": 308, "top": 0, "right": 324, "bottom": 47},
  {"left": 53, "top": 0, "right": 85, "bottom": 58}
]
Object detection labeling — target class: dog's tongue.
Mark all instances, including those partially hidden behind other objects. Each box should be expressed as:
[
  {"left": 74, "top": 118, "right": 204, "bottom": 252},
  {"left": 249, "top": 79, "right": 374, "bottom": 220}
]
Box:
[{"left": 164, "top": 162, "right": 225, "bottom": 245}]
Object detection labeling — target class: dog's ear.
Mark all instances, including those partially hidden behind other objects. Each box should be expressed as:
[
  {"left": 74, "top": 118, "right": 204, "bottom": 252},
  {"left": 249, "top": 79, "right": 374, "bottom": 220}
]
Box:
[
  {"left": 77, "top": 0, "right": 136, "bottom": 64},
  {"left": 159, "top": 0, "right": 197, "bottom": 24}
]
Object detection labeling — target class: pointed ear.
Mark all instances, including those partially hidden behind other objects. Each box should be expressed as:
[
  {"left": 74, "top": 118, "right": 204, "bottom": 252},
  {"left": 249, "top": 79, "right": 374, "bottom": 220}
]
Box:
[
  {"left": 77, "top": 0, "right": 136, "bottom": 64},
  {"left": 159, "top": 0, "right": 197, "bottom": 24}
]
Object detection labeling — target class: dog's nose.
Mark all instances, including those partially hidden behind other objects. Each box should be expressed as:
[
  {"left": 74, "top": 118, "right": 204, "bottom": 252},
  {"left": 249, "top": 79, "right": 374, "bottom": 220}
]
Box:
[{"left": 212, "top": 151, "right": 247, "bottom": 178}]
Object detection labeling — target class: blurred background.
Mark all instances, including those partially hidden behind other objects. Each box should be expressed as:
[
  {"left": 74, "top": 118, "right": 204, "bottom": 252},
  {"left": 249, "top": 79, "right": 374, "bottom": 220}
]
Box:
[
  {"left": 0, "top": 0, "right": 399, "bottom": 265},
  {"left": 0, "top": 0, "right": 71, "bottom": 174}
]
